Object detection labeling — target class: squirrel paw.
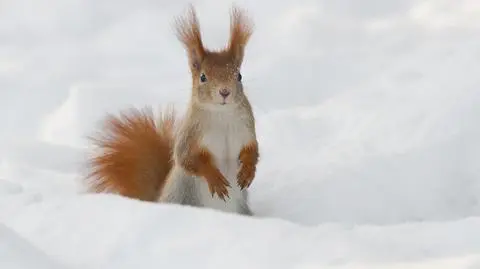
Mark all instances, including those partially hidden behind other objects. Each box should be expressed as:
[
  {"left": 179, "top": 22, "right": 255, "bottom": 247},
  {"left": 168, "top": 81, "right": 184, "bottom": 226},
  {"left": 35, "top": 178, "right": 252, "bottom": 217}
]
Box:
[
  {"left": 237, "top": 163, "right": 255, "bottom": 190},
  {"left": 207, "top": 173, "right": 231, "bottom": 201}
]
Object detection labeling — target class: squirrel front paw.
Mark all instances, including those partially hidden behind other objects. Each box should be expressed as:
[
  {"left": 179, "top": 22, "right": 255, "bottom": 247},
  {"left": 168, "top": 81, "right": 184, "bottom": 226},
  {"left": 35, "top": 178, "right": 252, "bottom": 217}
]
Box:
[
  {"left": 237, "top": 163, "right": 255, "bottom": 190},
  {"left": 207, "top": 172, "right": 231, "bottom": 201}
]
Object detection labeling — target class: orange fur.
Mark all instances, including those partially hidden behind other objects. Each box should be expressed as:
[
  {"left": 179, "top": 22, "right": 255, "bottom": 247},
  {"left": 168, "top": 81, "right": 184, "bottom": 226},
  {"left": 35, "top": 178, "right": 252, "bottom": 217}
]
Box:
[
  {"left": 174, "top": 4, "right": 206, "bottom": 72},
  {"left": 85, "top": 106, "right": 175, "bottom": 202},
  {"left": 237, "top": 141, "right": 259, "bottom": 189},
  {"left": 174, "top": 5, "right": 253, "bottom": 72},
  {"left": 228, "top": 6, "right": 254, "bottom": 64},
  {"left": 181, "top": 146, "right": 231, "bottom": 201}
]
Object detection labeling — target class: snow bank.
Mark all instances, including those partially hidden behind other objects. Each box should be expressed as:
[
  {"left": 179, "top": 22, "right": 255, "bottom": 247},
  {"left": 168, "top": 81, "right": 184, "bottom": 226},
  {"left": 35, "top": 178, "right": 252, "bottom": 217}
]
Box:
[
  {"left": 3, "top": 194, "right": 480, "bottom": 269},
  {"left": 251, "top": 83, "right": 480, "bottom": 225},
  {"left": 0, "top": 224, "right": 63, "bottom": 269}
]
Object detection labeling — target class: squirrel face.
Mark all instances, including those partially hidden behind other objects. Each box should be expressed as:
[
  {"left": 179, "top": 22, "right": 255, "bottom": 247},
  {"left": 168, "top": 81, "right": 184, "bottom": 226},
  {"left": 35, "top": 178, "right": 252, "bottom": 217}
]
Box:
[
  {"left": 192, "top": 53, "right": 245, "bottom": 107},
  {"left": 174, "top": 5, "right": 253, "bottom": 109}
]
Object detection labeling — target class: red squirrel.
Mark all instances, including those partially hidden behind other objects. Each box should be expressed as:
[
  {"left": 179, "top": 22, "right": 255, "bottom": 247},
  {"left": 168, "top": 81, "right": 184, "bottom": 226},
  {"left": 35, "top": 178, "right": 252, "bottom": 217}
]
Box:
[{"left": 84, "top": 5, "right": 259, "bottom": 215}]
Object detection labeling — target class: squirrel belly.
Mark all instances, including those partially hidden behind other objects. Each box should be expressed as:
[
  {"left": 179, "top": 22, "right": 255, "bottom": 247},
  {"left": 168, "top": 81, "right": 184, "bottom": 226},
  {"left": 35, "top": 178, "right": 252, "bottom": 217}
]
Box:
[
  {"left": 195, "top": 109, "right": 253, "bottom": 215},
  {"left": 159, "top": 104, "right": 255, "bottom": 215}
]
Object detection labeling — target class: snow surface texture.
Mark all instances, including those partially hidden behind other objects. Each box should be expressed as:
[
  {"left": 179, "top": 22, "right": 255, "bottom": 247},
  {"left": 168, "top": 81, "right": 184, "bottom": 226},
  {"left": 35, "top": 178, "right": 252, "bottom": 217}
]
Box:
[{"left": 1, "top": 0, "right": 480, "bottom": 268}]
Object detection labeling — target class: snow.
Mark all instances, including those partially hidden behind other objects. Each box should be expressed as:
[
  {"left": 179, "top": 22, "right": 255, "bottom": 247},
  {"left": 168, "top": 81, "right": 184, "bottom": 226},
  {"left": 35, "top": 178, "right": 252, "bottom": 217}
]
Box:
[
  {"left": 3, "top": 194, "right": 480, "bottom": 269},
  {"left": 0, "top": 223, "right": 63, "bottom": 269},
  {"left": 1, "top": 0, "right": 480, "bottom": 268}
]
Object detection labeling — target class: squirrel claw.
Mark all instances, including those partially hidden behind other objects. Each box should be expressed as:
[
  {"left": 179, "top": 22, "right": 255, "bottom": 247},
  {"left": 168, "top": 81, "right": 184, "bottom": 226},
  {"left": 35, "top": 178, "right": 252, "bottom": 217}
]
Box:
[
  {"left": 237, "top": 164, "right": 255, "bottom": 190},
  {"left": 208, "top": 173, "right": 231, "bottom": 201}
]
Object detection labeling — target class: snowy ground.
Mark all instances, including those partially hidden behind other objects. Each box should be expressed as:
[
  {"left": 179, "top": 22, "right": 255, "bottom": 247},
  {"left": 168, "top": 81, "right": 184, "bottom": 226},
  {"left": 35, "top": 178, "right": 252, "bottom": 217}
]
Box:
[{"left": 1, "top": 0, "right": 480, "bottom": 268}]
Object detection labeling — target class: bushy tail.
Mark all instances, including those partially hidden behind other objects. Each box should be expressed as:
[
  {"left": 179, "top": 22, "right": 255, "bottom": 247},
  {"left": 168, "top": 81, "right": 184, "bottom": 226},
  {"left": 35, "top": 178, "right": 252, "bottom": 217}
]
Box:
[{"left": 84, "top": 106, "right": 176, "bottom": 202}]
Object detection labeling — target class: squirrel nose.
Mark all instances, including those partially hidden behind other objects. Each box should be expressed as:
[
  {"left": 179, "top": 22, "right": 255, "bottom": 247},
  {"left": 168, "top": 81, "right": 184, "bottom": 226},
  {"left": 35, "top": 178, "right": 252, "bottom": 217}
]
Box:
[{"left": 219, "top": 88, "right": 230, "bottom": 98}]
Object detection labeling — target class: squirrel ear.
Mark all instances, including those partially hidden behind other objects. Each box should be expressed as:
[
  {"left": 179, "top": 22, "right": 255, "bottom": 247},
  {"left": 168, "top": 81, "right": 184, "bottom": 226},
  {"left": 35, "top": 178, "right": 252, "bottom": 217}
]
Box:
[
  {"left": 174, "top": 5, "right": 206, "bottom": 72},
  {"left": 228, "top": 6, "right": 254, "bottom": 66}
]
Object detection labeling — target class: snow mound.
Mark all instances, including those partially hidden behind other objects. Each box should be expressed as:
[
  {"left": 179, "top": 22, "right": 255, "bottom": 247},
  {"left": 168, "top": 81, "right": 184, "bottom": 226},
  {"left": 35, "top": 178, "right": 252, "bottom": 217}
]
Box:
[
  {"left": 0, "top": 224, "right": 63, "bottom": 269},
  {"left": 3, "top": 194, "right": 480, "bottom": 269}
]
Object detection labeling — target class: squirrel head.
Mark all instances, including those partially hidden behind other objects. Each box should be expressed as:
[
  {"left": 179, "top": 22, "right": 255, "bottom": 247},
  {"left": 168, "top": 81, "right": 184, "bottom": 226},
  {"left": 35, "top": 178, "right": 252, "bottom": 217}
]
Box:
[{"left": 174, "top": 5, "right": 253, "bottom": 109}]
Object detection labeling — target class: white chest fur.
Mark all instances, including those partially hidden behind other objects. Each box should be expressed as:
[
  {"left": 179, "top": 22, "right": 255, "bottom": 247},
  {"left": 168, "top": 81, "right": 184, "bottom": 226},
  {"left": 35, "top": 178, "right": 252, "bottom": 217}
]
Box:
[{"left": 196, "top": 108, "right": 253, "bottom": 213}]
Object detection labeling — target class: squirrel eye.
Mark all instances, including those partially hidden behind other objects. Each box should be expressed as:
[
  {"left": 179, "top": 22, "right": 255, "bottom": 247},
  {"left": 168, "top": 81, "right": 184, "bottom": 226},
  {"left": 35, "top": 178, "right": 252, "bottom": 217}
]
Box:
[
  {"left": 200, "top": 73, "right": 207, "bottom": 83},
  {"left": 237, "top": 73, "right": 242, "bottom": 82}
]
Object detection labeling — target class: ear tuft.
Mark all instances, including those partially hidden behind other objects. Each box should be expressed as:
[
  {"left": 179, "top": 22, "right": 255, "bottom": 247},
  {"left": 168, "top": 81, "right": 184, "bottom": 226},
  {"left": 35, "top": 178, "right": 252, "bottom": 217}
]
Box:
[
  {"left": 228, "top": 6, "right": 254, "bottom": 65},
  {"left": 174, "top": 4, "right": 205, "bottom": 71}
]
